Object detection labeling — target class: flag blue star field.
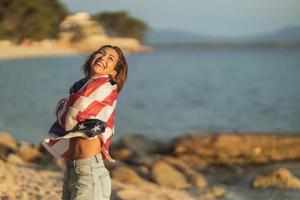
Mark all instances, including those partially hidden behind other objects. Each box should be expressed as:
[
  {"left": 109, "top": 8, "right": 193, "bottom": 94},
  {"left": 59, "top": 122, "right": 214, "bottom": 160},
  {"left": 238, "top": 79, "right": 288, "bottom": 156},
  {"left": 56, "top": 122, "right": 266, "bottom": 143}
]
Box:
[{"left": 42, "top": 75, "right": 118, "bottom": 162}]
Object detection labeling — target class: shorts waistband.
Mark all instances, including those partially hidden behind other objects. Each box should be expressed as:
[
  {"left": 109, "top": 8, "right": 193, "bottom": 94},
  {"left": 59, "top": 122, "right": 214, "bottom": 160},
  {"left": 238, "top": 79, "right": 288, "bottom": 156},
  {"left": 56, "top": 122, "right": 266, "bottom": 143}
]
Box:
[{"left": 65, "top": 154, "right": 103, "bottom": 167}]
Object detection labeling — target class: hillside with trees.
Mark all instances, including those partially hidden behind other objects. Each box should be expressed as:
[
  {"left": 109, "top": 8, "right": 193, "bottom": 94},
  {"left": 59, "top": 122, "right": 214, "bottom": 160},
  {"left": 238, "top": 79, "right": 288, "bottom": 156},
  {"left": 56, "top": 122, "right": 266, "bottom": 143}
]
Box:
[
  {"left": 0, "top": 0, "right": 68, "bottom": 42},
  {"left": 92, "top": 11, "right": 148, "bottom": 42},
  {"left": 0, "top": 1, "right": 150, "bottom": 59},
  {"left": 0, "top": 1, "right": 149, "bottom": 44}
]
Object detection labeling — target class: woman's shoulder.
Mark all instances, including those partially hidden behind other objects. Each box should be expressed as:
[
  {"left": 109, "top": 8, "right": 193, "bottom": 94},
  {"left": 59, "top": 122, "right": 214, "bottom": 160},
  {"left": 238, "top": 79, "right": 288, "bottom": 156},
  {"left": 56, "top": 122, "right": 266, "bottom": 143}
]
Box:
[
  {"left": 69, "top": 77, "right": 89, "bottom": 94},
  {"left": 90, "top": 77, "right": 118, "bottom": 98},
  {"left": 92, "top": 76, "right": 117, "bottom": 88}
]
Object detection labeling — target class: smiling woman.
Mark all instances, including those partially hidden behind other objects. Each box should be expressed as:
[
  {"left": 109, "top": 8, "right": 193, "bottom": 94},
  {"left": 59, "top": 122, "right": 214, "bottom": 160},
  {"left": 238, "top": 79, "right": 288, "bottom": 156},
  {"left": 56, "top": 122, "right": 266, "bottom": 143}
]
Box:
[
  {"left": 90, "top": 47, "right": 119, "bottom": 78},
  {"left": 82, "top": 45, "right": 128, "bottom": 93},
  {"left": 42, "top": 44, "right": 128, "bottom": 200}
]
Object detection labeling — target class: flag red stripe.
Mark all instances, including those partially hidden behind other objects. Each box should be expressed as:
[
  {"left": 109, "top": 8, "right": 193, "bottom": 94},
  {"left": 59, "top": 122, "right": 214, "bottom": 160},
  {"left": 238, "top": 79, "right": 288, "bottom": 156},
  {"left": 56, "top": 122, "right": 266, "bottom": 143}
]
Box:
[
  {"left": 61, "top": 149, "right": 70, "bottom": 158},
  {"left": 76, "top": 101, "right": 106, "bottom": 122},
  {"left": 102, "top": 89, "right": 117, "bottom": 105},
  {"left": 48, "top": 139, "right": 60, "bottom": 146},
  {"left": 75, "top": 89, "right": 117, "bottom": 122},
  {"left": 68, "top": 93, "right": 81, "bottom": 107},
  {"left": 68, "top": 78, "right": 108, "bottom": 106},
  {"left": 103, "top": 134, "right": 113, "bottom": 150},
  {"left": 106, "top": 110, "right": 115, "bottom": 128}
]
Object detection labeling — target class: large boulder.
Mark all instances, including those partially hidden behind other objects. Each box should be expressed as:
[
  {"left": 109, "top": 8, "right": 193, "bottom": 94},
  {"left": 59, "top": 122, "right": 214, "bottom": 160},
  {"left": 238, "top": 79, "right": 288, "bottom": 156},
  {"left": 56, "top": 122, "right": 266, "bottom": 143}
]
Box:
[
  {"left": 174, "top": 133, "right": 300, "bottom": 165},
  {"left": 163, "top": 156, "right": 207, "bottom": 188},
  {"left": 0, "top": 132, "right": 18, "bottom": 160},
  {"left": 6, "top": 154, "right": 24, "bottom": 165},
  {"left": 110, "top": 147, "right": 133, "bottom": 161},
  {"left": 252, "top": 168, "right": 300, "bottom": 189},
  {"left": 126, "top": 153, "right": 161, "bottom": 168},
  {"left": 151, "top": 160, "right": 190, "bottom": 189},
  {"left": 111, "top": 166, "right": 148, "bottom": 186},
  {"left": 0, "top": 132, "right": 17, "bottom": 151},
  {"left": 118, "top": 134, "right": 167, "bottom": 154},
  {"left": 0, "top": 144, "right": 13, "bottom": 161},
  {"left": 15, "top": 141, "right": 41, "bottom": 162}
]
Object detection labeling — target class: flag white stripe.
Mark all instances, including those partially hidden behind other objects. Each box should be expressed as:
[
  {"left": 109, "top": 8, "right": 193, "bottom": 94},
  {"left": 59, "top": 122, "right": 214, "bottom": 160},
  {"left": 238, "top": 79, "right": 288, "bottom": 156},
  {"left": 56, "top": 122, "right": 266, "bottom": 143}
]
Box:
[
  {"left": 93, "top": 101, "right": 116, "bottom": 122},
  {"left": 89, "top": 82, "right": 115, "bottom": 100}
]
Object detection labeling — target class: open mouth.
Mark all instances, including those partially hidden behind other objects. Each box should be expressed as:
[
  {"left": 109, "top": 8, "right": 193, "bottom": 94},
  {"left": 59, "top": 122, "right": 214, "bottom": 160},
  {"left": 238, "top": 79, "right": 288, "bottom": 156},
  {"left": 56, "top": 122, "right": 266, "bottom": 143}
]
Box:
[{"left": 94, "top": 59, "right": 106, "bottom": 69}]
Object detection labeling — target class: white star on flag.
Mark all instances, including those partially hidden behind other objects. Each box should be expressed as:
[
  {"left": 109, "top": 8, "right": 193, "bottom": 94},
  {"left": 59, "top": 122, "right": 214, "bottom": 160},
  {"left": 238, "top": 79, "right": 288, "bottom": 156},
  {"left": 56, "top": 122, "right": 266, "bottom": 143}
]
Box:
[
  {"left": 92, "top": 125, "right": 101, "bottom": 132},
  {"left": 78, "top": 124, "right": 86, "bottom": 129}
]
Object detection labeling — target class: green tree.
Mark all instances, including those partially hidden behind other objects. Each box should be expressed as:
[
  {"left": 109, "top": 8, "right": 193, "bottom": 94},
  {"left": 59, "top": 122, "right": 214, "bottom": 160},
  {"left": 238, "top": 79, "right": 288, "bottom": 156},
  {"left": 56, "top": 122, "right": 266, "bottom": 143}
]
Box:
[
  {"left": 92, "top": 11, "right": 148, "bottom": 42},
  {"left": 0, "top": 0, "right": 68, "bottom": 42}
]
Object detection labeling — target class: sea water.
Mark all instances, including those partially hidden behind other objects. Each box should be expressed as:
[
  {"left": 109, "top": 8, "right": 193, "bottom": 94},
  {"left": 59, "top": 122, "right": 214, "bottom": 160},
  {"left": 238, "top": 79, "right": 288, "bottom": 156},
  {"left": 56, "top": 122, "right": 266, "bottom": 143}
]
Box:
[{"left": 0, "top": 47, "right": 299, "bottom": 143}]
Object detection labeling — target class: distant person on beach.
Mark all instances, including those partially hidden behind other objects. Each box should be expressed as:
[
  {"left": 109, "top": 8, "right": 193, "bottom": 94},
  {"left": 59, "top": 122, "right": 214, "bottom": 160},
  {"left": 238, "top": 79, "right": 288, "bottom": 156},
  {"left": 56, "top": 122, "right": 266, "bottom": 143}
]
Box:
[{"left": 42, "top": 45, "right": 128, "bottom": 200}]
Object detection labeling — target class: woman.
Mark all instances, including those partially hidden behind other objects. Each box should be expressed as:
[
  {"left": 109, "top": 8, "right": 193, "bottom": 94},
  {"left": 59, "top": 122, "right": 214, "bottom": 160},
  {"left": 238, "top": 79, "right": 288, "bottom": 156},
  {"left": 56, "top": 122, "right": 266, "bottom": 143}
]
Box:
[{"left": 43, "top": 45, "right": 128, "bottom": 200}]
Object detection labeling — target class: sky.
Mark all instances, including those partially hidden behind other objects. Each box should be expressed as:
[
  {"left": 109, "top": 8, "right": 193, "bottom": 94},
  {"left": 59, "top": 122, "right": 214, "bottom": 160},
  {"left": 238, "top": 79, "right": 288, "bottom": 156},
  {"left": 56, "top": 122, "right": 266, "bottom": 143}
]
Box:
[{"left": 60, "top": 0, "right": 300, "bottom": 37}]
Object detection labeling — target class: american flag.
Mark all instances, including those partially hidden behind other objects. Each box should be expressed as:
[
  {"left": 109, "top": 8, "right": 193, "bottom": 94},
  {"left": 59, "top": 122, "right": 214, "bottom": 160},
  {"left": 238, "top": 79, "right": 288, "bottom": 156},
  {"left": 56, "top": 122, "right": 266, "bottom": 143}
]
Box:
[{"left": 42, "top": 75, "right": 118, "bottom": 162}]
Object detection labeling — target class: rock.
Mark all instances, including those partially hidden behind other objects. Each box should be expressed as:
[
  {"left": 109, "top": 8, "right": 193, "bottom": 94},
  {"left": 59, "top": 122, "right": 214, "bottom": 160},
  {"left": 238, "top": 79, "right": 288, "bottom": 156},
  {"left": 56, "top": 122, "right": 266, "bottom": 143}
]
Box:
[
  {"left": 0, "top": 132, "right": 17, "bottom": 151},
  {"left": 116, "top": 189, "right": 156, "bottom": 200},
  {"left": 0, "top": 144, "right": 13, "bottom": 161},
  {"left": 163, "top": 156, "right": 207, "bottom": 188},
  {"left": 112, "top": 179, "right": 196, "bottom": 200},
  {"left": 119, "top": 134, "right": 166, "bottom": 154},
  {"left": 110, "top": 147, "right": 133, "bottom": 161},
  {"left": 174, "top": 133, "right": 300, "bottom": 165},
  {"left": 177, "top": 154, "right": 210, "bottom": 170},
  {"left": 16, "top": 141, "right": 41, "bottom": 162},
  {"left": 136, "top": 165, "right": 151, "bottom": 180},
  {"left": 0, "top": 132, "right": 18, "bottom": 160},
  {"left": 6, "top": 154, "right": 24, "bottom": 165},
  {"left": 111, "top": 166, "right": 148, "bottom": 185},
  {"left": 151, "top": 160, "right": 191, "bottom": 189},
  {"left": 252, "top": 168, "right": 300, "bottom": 189},
  {"left": 126, "top": 153, "right": 160, "bottom": 167},
  {"left": 200, "top": 187, "right": 226, "bottom": 200}
]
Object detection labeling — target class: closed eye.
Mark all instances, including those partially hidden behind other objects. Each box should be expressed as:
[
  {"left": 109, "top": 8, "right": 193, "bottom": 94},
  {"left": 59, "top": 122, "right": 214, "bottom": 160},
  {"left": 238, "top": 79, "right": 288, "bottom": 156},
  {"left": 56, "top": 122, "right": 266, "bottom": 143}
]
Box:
[{"left": 97, "top": 50, "right": 105, "bottom": 56}]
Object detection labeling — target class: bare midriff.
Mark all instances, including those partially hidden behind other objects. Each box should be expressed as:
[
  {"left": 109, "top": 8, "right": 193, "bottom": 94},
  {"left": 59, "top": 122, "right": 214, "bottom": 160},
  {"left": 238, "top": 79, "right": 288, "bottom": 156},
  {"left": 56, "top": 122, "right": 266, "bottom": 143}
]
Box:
[{"left": 64, "top": 137, "right": 101, "bottom": 160}]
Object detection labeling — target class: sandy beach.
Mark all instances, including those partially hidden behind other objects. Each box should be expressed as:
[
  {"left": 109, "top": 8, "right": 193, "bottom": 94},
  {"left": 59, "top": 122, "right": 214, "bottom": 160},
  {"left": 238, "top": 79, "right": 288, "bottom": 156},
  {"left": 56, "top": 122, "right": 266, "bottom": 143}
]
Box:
[
  {"left": 0, "top": 160, "right": 212, "bottom": 200},
  {"left": 0, "top": 42, "right": 150, "bottom": 61},
  {"left": 0, "top": 45, "right": 79, "bottom": 60}
]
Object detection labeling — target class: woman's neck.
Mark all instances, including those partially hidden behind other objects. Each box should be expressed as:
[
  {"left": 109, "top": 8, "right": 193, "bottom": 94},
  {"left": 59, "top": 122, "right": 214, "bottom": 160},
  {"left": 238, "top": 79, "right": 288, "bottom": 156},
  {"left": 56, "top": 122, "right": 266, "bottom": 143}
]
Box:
[{"left": 91, "top": 74, "right": 109, "bottom": 79}]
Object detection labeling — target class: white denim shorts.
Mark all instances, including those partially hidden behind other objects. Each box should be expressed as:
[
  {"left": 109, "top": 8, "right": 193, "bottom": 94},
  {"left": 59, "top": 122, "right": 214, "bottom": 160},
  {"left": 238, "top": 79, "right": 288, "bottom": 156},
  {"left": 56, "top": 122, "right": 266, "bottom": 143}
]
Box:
[{"left": 62, "top": 155, "right": 111, "bottom": 200}]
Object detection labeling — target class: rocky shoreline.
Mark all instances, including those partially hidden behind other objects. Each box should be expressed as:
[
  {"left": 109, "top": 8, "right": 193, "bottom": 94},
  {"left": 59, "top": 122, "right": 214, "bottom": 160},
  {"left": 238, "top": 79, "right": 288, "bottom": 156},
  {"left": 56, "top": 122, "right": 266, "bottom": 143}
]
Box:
[
  {"left": 0, "top": 12, "right": 151, "bottom": 61},
  {"left": 1, "top": 132, "right": 300, "bottom": 200}
]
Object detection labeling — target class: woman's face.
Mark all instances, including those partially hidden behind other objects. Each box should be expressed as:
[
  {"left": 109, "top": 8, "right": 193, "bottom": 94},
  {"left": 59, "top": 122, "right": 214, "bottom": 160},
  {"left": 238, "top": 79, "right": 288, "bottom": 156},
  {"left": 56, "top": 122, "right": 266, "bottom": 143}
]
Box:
[{"left": 91, "top": 47, "right": 119, "bottom": 77}]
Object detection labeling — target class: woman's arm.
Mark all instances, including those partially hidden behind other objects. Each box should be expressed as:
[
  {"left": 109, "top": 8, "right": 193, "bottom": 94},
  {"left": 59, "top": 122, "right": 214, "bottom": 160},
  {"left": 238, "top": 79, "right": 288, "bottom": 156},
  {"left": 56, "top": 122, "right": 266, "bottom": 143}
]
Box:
[{"left": 63, "top": 78, "right": 117, "bottom": 131}]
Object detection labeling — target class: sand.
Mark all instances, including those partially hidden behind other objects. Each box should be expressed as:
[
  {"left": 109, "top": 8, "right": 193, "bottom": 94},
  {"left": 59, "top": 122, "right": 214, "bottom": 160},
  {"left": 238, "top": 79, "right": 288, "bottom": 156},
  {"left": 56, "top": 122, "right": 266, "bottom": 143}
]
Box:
[{"left": 0, "top": 45, "right": 79, "bottom": 60}]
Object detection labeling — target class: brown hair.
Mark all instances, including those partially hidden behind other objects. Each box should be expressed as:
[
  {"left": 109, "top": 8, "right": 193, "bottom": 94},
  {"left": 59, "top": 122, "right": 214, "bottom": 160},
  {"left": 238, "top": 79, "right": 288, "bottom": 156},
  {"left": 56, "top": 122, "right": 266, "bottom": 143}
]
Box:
[{"left": 82, "top": 45, "right": 128, "bottom": 93}]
